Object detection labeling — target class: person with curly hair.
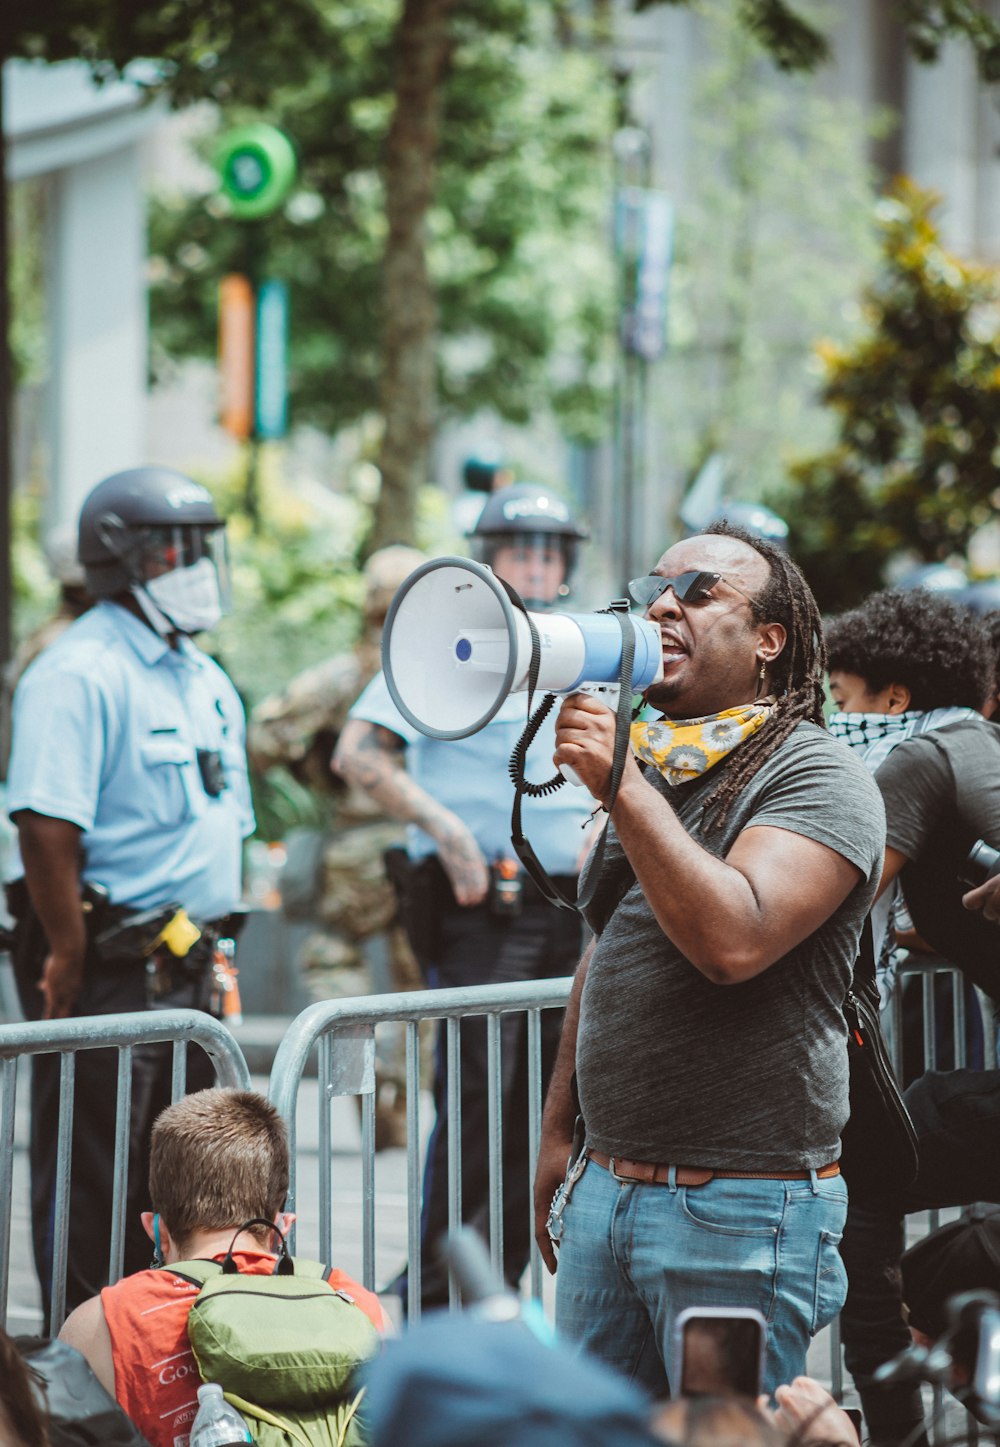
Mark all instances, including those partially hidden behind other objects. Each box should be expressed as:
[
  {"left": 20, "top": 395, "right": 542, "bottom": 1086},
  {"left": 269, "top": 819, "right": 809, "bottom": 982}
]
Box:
[
  {"left": 824, "top": 587, "right": 1000, "bottom": 1447},
  {"left": 532, "top": 523, "right": 886, "bottom": 1397},
  {"left": 827, "top": 586, "right": 992, "bottom": 720},
  {"left": 825, "top": 587, "right": 999, "bottom": 995}
]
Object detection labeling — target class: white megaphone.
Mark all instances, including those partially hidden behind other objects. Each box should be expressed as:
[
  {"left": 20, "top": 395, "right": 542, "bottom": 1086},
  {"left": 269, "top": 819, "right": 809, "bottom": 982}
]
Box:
[{"left": 382, "top": 557, "right": 663, "bottom": 743}]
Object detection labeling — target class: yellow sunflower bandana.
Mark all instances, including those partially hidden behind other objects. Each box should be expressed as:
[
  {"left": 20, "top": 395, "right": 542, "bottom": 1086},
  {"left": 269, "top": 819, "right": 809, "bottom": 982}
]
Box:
[{"left": 630, "top": 702, "right": 774, "bottom": 787}]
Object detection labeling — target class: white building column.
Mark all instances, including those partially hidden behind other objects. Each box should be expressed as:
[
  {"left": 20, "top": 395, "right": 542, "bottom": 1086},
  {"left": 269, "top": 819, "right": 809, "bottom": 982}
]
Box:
[
  {"left": 903, "top": 41, "right": 981, "bottom": 255},
  {"left": 46, "top": 142, "right": 148, "bottom": 532}
]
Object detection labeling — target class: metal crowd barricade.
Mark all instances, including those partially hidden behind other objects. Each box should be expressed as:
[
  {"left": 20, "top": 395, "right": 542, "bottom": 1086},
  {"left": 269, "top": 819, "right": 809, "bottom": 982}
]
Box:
[
  {"left": 827, "top": 959, "right": 997, "bottom": 1446},
  {"left": 889, "top": 958, "right": 998, "bottom": 1079},
  {"left": 0, "top": 1009, "right": 251, "bottom": 1332},
  {"left": 267, "top": 977, "right": 572, "bottom": 1321}
]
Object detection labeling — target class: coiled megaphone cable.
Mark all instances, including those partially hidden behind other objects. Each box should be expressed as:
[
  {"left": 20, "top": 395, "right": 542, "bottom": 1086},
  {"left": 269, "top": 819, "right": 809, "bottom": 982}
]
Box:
[
  {"left": 507, "top": 693, "right": 565, "bottom": 798},
  {"left": 508, "top": 601, "right": 637, "bottom": 914}
]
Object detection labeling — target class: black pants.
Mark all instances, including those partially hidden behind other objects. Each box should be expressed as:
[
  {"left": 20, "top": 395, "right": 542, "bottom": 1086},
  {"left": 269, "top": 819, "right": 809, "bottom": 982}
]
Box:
[
  {"left": 15, "top": 946, "right": 213, "bottom": 1328},
  {"left": 840, "top": 1069, "right": 1000, "bottom": 1447},
  {"left": 405, "top": 893, "right": 583, "bottom": 1309}
]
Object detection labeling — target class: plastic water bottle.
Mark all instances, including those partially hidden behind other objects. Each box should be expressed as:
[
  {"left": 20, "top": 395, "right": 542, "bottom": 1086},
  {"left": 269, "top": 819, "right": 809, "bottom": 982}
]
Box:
[{"left": 189, "top": 1383, "right": 251, "bottom": 1445}]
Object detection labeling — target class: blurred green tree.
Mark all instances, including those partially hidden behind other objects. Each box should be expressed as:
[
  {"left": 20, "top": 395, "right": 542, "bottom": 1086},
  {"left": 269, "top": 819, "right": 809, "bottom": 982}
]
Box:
[
  {"left": 636, "top": 0, "right": 1000, "bottom": 78},
  {"left": 657, "top": 0, "right": 883, "bottom": 518},
  {"left": 147, "top": 1, "right": 616, "bottom": 548},
  {"left": 7, "top": 0, "right": 1000, "bottom": 571},
  {"left": 773, "top": 180, "right": 1000, "bottom": 613}
]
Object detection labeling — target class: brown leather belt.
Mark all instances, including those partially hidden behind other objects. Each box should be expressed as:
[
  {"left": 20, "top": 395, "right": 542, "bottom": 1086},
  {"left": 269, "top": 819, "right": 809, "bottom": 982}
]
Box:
[{"left": 587, "top": 1148, "right": 840, "bottom": 1187}]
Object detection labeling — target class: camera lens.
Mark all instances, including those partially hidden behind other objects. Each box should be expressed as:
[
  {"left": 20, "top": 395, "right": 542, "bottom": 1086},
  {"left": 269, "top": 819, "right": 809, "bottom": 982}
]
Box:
[{"left": 961, "top": 839, "right": 1000, "bottom": 888}]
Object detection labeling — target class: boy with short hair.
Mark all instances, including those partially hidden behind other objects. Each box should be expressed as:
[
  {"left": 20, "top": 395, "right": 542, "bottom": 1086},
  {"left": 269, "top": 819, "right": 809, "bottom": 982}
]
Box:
[{"left": 60, "top": 1090, "right": 387, "bottom": 1447}]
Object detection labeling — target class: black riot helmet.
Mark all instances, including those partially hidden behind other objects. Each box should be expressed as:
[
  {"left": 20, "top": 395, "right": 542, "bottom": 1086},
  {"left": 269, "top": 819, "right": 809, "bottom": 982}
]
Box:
[
  {"left": 468, "top": 483, "right": 589, "bottom": 608},
  {"left": 78, "top": 467, "right": 226, "bottom": 601},
  {"left": 704, "top": 500, "right": 789, "bottom": 550}
]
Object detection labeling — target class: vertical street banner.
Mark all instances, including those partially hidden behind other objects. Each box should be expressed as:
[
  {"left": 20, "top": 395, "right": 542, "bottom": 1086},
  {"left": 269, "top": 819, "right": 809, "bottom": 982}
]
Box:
[
  {"left": 255, "top": 280, "right": 289, "bottom": 441},
  {"left": 219, "top": 275, "right": 255, "bottom": 439},
  {"left": 616, "top": 188, "right": 674, "bottom": 363}
]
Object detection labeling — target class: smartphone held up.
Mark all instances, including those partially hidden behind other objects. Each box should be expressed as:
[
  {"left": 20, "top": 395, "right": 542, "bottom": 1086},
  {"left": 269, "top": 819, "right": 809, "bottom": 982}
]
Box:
[{"left": 672, "top": 1307, "right": 768, "bottom": 1399}]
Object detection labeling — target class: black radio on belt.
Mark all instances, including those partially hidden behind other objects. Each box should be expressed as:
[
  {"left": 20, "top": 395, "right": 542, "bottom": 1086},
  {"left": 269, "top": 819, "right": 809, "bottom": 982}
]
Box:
[
  {"left": 489, "top": 857, "right": 523, "bottom": 918},
  {"left": 197, "top": 748, "right": 227, "bottom": 797}
]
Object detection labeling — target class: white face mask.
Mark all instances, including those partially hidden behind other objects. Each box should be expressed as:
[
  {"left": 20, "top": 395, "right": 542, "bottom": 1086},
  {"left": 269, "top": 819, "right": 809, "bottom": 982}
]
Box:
[{"left": 135, "top": 558, "right": 224, "bottom": 636}]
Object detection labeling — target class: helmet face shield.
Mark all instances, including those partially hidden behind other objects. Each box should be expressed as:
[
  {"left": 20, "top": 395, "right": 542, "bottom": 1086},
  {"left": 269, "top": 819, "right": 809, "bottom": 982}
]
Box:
[
  {"left": 135, "top": 525, "right": 231, "bottom": 609},
  {"left": 476, "top": 532, "right": 574, "bottom": 609}
]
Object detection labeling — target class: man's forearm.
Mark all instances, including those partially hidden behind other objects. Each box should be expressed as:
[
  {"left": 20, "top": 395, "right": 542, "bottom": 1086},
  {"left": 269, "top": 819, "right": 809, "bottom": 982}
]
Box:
[
  {"left": 609, "top": 773, "right": 767, "bottom": 971},
  {"left": 609, "top": 771, "right": 860, "bottom": 982},
  {"left": 335, "top": 723, "right": 463, "bottom": 845},
  {"left": 16, "top": 812, "right": 86, "bottom": 960},
  {"left": 541, "top": 940, "right": 593, "bottom": 1141}
]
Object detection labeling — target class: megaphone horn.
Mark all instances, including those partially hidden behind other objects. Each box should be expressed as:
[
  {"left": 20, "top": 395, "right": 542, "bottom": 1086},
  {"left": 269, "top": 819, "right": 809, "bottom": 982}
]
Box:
[{"left": 382, "top": 557, "right": 663, "bottom": 742}]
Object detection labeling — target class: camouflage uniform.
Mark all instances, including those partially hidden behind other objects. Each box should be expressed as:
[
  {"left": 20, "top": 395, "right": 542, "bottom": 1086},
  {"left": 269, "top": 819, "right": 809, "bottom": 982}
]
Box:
[
  {"left": 0, "top": 531, "right": 92, "bottom": 780},
  {"left": 248, "top": 547, "right": 426, "bottom": 1149}
]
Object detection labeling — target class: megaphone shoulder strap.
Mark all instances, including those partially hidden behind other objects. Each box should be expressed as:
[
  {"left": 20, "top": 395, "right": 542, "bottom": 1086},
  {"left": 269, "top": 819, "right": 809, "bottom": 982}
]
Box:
[{"left": 508, "top": 603, "right": 637, "bottom": 914}]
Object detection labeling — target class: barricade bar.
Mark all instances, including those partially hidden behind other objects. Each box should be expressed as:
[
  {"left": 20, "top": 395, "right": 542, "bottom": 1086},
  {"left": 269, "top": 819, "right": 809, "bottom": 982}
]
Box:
[
  {"left": 268, "top": 979, "right": 573, "bottom": 1308},
  {"left": 268, "top": 981, "right": 573, "bottom": 1123},
  {"left": 0, "top": 1010, "right": 253, "bottom": 1086},
  {"left": 0, "top": 1009, "right": 251, "bottom": 1332}
]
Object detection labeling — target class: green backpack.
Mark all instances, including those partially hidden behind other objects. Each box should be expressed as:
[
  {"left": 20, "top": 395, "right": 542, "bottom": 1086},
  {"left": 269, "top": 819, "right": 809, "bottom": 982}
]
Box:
[{"left": 171, "top": 1220, "right": 379, "bottom": 1447}]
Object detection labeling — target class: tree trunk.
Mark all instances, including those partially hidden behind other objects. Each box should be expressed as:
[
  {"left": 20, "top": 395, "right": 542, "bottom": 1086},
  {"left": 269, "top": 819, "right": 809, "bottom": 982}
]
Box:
[{"left": 370, "top": 0, "right": 457, "bottom": 552}]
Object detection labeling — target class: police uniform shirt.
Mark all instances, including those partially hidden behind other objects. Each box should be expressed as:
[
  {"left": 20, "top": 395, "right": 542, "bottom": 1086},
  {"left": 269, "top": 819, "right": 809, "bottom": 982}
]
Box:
[
  {"left": 7, "top": 601, "right": 254, "bottom": 921},
  {"left": 349, "top": 670, "right": 593, "bottom": 877}
]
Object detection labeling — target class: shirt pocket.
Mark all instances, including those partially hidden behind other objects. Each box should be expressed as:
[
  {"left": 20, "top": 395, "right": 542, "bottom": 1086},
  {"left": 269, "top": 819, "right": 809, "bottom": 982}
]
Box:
[
  {"left": 139, "top": 736, "right": 205, "bottom": 825},
  {"left": 218, "top": 733, "right": 251, "bottom": 817}
]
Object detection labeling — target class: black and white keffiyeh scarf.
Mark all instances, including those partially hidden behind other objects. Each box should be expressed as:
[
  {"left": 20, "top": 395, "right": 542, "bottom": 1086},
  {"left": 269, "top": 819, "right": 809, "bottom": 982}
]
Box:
[{"left": 827, "top": 704, "right": 979, "bottom": 999}]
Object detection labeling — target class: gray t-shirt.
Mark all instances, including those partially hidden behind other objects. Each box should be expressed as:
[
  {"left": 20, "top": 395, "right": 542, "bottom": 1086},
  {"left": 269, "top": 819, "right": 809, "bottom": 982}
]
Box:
[{"left": 577, "top": 722, "right": 886, "bottom": 1171}]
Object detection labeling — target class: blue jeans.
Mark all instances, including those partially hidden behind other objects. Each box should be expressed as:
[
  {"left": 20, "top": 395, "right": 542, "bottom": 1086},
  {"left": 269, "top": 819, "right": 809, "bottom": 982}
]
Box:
[{"left": 554, "top": 1157, "right": 848, "bottom": 1397}]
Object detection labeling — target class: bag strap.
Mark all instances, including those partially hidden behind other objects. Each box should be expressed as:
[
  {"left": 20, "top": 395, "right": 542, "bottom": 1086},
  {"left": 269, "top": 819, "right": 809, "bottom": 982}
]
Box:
[
  {"left": 170, "top": 1218, "right": 306, "bottom": 1287},
  {"left": 221, "top": 1217, "right": 295, "bottom": 1275},
  {"left": 508, "top": 600, "right": 638, "bottom": 914},
  {"left": 851, "top": 915, "right": 876, "bottom": 993},
  {"left": 168, "top": 1259, "right": 223, "bottom": 1289}
]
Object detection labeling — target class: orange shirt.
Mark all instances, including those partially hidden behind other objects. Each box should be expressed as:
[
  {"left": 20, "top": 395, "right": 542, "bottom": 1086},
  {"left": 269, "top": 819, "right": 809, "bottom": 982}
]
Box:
[{"left": 101, "top": 1250, "right": 386, "bottom": 1447}]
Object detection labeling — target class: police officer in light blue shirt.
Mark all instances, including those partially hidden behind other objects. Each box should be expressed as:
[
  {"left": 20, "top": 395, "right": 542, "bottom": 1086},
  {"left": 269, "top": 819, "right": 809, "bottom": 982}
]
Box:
[
  {"left": 352, "top": 671, "right": 590, "bottom": 877},
  {"left": 6, "top": 466, "right": 254, "bottom": 1322},
  {"left": 335, "top": 483, "right": 594, "bottom": 1310}
]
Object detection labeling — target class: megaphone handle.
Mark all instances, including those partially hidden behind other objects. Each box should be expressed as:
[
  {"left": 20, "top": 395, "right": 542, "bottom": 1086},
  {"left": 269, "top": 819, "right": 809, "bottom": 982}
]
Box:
[
  {"left": 573, "top": 681, "right": 620, "bottom": 711},
  {"left": 558, "top": 682, "right": 620, "bottom": 787}
]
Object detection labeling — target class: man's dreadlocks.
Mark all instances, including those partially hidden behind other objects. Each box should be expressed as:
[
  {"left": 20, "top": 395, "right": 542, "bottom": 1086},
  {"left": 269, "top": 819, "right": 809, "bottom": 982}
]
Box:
[{"left": 699, "top": 521, "right": 827, "bottom": 830}]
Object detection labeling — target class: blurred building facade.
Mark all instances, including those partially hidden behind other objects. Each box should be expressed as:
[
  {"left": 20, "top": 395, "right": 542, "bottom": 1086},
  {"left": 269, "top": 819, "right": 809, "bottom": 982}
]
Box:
[
  {"left": 6, "top": 60, "right": 161, "bottom": 536},
  {"left": 6, "top": 6, "right": 1000, "bottom": 575}
]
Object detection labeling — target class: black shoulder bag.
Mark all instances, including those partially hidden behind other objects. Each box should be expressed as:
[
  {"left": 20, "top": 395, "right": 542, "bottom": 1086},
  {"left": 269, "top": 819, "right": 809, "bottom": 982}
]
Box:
[{"left": 840, "top": 916, "right": 919, "bottom": 1201}]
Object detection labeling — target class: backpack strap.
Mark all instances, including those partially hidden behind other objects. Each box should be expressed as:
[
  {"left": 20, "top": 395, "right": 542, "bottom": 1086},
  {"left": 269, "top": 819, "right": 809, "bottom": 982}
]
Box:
[
  {"left": 167, "top": 1259, "right": 224, "bottom": 1289},
  {"left": 169, "top": 1255, "right": 333, "bottom": 1287},
  {"left": 223, "top": 1393, "right": 313, "bottom": 1447},
  {"left": 853, "top": 914, "right": 876, "bottom": 989},
  {"left": 224, "top": 1386, "right": 367, "bottom": 1447}
]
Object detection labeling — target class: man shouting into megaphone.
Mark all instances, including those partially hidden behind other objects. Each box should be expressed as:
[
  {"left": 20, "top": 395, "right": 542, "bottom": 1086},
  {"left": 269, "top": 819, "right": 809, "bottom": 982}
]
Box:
[
  {"left": 334, "top": 482, "right": 597, "bottom": 1313},
  {"left": 535, "top": 522, "right": 886, "bottom": 1399}
]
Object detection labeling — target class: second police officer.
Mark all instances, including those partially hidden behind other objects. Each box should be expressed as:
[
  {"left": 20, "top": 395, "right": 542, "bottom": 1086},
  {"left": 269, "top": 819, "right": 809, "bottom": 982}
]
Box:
[{"left": 334, "top": 482, "right": 595, "bottom": 1310}]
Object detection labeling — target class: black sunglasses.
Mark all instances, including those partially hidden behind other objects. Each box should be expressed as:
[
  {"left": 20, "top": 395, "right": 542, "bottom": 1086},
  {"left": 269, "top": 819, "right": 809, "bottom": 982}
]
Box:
[{"left": 627, "top": 571, "right": 723, "bottom": 609}]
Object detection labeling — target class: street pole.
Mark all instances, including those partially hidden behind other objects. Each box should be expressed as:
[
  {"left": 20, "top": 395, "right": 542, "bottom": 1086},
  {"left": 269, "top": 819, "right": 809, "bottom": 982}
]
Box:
[{"left": 612, "top": 125, "right": 651, "bottom": 593}]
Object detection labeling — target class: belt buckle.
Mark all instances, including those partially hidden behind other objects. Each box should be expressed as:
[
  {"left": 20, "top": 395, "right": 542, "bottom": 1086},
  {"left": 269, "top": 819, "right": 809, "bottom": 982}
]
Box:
[{"left": 609, "top": 1156, "right": 642, "bottom": 1183}]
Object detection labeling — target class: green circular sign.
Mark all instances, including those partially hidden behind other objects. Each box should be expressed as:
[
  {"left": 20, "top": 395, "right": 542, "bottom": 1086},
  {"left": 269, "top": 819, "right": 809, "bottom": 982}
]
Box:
[{"left": 215, "top": 124, "right": 297, "bottom": 220}]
